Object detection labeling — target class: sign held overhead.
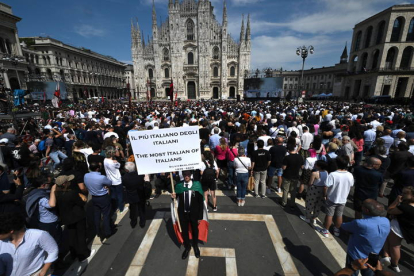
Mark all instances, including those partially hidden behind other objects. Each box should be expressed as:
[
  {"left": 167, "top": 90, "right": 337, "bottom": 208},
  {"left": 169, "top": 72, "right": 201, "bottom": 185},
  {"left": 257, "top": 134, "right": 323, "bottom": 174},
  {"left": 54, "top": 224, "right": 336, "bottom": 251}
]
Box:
[{"left": 129, "top": 126, "right": 202, "bottom": 175}]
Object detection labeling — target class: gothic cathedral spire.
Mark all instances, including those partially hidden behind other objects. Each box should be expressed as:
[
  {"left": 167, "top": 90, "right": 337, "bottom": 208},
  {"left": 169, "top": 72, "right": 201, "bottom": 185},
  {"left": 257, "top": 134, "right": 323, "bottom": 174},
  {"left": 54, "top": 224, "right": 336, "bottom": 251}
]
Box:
[
  {"left": 246, "top": 14, "right": 250, "bottom": 41},
  {"left": 152, "top": 0, "right": 157, "bottom": 26},
  {"left": 340, "top": 42, "right": 348, "bottom": 64},
  {"left": 222, "top": 0, "right": 227, "bottom": 27},
  {"left": 240, "top": 14, "right": 245, "bottom": 43}
]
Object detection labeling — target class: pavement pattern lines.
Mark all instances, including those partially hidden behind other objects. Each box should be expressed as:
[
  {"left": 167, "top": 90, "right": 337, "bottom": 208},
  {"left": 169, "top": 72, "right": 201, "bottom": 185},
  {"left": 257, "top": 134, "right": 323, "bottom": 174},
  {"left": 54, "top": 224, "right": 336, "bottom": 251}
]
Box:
[{"left": 123, "top": 212, "right": 299, "bottom": 276}]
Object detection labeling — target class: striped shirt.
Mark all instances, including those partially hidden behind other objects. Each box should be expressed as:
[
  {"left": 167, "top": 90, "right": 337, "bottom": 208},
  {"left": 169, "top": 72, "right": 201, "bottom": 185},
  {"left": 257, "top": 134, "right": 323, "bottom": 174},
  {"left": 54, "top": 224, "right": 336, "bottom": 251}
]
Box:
[{"left": 0, "top": 229, "right": 58, "bottom": 276}]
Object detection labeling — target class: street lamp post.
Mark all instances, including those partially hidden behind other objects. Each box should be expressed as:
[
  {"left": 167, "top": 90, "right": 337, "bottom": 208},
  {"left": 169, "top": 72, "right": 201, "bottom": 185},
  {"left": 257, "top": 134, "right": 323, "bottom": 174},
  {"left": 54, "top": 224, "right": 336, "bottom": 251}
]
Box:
[{"left": 296, "top": 45, "right": 314, "bottom": 102}]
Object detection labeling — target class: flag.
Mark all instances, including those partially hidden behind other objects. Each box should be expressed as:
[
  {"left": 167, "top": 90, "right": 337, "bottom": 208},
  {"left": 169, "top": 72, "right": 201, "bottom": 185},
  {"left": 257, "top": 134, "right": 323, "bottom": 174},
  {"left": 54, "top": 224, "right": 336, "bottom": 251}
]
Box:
[
  {"left": 147, "top": 79, "right": 151, "bottom": 102},
  {"left": 170, "top": 182, "right": 209, "bottom": 244},
  {"left": 52, "top": 82, "right": 61, "bottom": 108},
  {"left": 101, "top": 96, "right": 104, "bottom": 103},
  {"left": 169, "top": 79, "right": 174, "bottom": 102},
  {"left": 174, "top": 81, "right": 178, "bottom": 101},
  {"left": 43, "top": 90, "right": 46, "bottom": 103}
]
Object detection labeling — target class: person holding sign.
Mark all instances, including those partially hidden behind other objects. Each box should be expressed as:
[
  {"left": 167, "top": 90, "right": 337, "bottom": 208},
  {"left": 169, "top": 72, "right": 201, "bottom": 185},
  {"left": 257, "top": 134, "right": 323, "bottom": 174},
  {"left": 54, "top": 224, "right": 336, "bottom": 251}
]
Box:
[{"left": 171, "top": 170, "right": 208, "bottom": 260}]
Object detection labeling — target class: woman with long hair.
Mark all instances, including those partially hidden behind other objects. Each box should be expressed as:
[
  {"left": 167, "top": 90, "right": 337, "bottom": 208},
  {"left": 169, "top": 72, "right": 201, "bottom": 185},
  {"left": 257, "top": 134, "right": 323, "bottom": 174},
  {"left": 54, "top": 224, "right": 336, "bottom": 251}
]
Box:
[
  {"left": 200, "top": 150, "right": 219, "bottom": 211},
  {"left": 215, "top": 137, "right": 229, "bottom": 181},
  {"left": 104, "top": 146, "right": 125, "bottom": 213},
  {"left": 226, "top": 140, "right": 239, "bottom": 190},
  {"left": 72, "top": 140, "right": 93, "bottom": 175},
  {"left": 50, "top": 175, "right": 92, "bottom": 262},
  {"left": 312, "top": 135, "right": 326, "bottom": 156},
  {"left": 297, "top": 148, "right": 320, "bottom": 200},
  {"left": 233, "top": 147, "right": 251, "bottom": 206},
  {"left": 351, "top": 129, "right": 364, "bottom": 166},
  {"left": 300, "top": 160, "right": 329, "bottom": 226}
]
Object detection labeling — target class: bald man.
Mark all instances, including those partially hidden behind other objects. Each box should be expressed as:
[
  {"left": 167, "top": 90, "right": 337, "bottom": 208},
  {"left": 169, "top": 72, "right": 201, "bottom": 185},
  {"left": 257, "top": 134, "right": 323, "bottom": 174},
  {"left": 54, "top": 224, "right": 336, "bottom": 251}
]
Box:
[{"left": 353, "top": 157, "right": 383, "bottom": 219}]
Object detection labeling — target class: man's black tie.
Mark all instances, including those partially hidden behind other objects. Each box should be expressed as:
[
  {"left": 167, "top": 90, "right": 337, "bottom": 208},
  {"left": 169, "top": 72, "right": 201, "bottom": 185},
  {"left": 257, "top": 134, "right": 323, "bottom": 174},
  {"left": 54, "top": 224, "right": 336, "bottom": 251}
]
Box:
[{"left": 184, "top": 184, "right": 190, "bottom": 212}]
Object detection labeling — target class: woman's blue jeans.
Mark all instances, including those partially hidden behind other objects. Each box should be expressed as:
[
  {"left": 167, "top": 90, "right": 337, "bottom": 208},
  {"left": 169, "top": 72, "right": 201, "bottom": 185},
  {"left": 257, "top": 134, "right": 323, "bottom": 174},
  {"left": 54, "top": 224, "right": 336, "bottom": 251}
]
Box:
[{"left": 236, "top": 173, "right": 249, "bottom": 200}]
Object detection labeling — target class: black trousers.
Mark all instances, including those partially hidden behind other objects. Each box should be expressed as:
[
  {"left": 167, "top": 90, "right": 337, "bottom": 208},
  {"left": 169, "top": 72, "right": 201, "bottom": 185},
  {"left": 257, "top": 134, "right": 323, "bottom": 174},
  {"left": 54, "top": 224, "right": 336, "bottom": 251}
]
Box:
[
  {"left": 67, "top": 218, "right": 90, "bottom": 261},
  {"left": 129, "top": 202, "right": 145, "bottom": 226},
  {"left": 179, "top": 212, "right": 199, "bottom": 249},
  {"left": 92, "top": 194, "right": 112, "bottom": 237},
  {"left": 38, "top": 221, "right": 62, "bottom": 245}
]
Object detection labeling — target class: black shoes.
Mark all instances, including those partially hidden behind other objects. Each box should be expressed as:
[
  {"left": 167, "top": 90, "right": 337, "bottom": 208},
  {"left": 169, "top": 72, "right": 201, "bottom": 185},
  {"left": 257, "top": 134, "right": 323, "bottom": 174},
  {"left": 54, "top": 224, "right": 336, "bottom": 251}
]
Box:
[
  {"left": 100, "top": 228, "right": 118, "bottom": 243},
  {"left": 139, "top": 220, "right": 146, "bottom": 228},
  {"left": 182, "top": 248, "right": 191, "bottom": 260},
  {"left": 194, "top": 246, "right": 200, "bottom": 258}
]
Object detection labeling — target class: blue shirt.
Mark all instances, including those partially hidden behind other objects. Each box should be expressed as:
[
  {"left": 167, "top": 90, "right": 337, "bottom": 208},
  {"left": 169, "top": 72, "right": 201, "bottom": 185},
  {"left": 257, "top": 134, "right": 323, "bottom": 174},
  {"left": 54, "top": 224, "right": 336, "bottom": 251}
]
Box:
[
  {"left": 84, "top": 171, "right": 112, "bottom": 196},
  {"left": 381, "top": 135, "right": 394, "bottom": 155},
  {"left": 0, "top": 229, "right": 58, "bottom": 276},
  {"left": 209, "top": 134, "right": 221, "bottom": 150},
  {"left": 341, "top": 216, "right": 390, "bottom": 260},
  {"left": 363, "top": 129, "right": 376, "bottom": 143},
  {"left": 38, "top": 197, "right": 59, "bottom": 223}
]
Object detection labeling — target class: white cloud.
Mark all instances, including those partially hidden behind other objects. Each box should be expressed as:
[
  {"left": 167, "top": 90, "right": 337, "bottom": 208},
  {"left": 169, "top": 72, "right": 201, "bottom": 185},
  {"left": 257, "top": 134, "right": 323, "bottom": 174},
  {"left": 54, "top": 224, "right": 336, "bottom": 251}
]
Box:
[
  {"left": 231, "top": 0, "right": 410, "bottom": 70},
  {"left": 120, "top": 60, "right": 133, "bottom": 64},
  {"left": 74, "top": 24, "right": 106, "bottom": 38},
  {"left": 250, "top": 34, "right": 342, "bottom": 70},
  {"left": 271, "top": 0, "right": 408, "bottom": 34}
]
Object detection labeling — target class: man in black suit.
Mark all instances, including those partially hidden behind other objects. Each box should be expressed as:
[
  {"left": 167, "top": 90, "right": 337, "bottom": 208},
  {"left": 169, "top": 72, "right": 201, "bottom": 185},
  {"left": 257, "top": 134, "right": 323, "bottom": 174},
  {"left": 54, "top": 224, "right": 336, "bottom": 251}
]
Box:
[
  {"left": 172, "top": 170, "right": 204, "bottom": 260},
  {"left": 122, "top": 162, "right": 147, "bottom": 228}
]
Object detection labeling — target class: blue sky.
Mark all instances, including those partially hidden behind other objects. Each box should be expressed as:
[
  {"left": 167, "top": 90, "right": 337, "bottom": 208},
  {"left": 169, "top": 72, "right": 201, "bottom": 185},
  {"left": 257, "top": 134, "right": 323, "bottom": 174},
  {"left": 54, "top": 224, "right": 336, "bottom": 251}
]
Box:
[{"left": 5, "top": 0, "right": 410, "bottom": 71}]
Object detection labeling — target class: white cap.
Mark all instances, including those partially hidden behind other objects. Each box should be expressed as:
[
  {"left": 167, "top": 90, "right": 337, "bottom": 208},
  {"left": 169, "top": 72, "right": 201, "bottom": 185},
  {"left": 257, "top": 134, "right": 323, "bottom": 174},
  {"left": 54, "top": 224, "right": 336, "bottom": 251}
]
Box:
[{"left": 0, "top": 138, "right": 8, "bottom": 144}]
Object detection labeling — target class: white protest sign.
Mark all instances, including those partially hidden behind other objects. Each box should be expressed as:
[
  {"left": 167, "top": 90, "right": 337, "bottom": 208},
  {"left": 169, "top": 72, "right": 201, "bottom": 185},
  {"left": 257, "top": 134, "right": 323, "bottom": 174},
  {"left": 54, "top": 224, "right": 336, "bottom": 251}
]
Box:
[{"left": 129, "top": 126, "right": 202, "bottom": 175}]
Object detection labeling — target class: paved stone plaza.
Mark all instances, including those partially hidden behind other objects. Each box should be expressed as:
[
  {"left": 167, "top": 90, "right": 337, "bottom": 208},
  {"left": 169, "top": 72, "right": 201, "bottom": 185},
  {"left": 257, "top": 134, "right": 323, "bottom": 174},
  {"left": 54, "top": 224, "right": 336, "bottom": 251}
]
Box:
[{"left": 60, "top": 186, "right": 414, "bottom": 276}]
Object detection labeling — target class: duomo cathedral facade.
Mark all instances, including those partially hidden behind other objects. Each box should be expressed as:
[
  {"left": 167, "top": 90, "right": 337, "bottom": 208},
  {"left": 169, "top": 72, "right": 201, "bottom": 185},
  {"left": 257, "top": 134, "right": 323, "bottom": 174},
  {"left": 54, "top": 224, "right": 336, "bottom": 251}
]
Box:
[{"left": 131, "top": 0, "right": 251, "bottom": 99}]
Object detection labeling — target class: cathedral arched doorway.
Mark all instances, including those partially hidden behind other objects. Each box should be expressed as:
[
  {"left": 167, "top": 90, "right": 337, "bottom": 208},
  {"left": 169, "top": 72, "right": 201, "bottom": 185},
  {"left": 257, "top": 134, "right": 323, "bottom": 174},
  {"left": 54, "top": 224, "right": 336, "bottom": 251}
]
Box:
[
  {"left": 229, "top": 87, "right": 236, "bottom": 98},
  {"left": 165, "top": 88, "right": 170, "bottom": 98},
  {"left": 150, "top": 88, "right": 156, "bottom": 98},
  {"left": 213, "top": 87, "right": 219, "bottom": 99},
  {"left": 187, "top": 81, "right": 196, "bottom": 99}
]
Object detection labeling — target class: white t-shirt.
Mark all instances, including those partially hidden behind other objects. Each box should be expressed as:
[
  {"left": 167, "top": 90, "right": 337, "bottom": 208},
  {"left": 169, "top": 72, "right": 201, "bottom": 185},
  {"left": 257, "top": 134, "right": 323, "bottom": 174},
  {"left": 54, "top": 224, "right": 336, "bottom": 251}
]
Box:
[
  {"left": 304, "top": 157, "right": 317, "bottom": 170},
  {"left": 326, "top": 170, "right": 354, "bottom": 204},
  {"left": 104, "top": 158, "right": 122, "bottom": 185},
  {"left": 301, "top": 132, "right": 313, "bottom": 150},
  {"left": 258, "top": 135, "right": 272, "bottom": 147},
  {"left": 234, "top": 157, "right": 251, "bottom": 174}
]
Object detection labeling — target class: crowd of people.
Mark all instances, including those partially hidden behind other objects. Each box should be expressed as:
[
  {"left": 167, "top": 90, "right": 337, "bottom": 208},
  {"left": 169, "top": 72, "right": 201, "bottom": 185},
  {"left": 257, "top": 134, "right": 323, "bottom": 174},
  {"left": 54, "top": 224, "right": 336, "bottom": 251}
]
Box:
[{"left": 0, "top": 99, "right": 413, "bottom": 275}]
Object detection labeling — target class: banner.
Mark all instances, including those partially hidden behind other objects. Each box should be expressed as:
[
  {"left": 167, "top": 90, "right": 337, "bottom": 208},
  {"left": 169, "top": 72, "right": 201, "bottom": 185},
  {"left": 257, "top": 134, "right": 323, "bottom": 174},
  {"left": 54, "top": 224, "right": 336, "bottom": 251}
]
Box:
[{"left": 129, "top": 126, "right": 202, "bottom": 175}]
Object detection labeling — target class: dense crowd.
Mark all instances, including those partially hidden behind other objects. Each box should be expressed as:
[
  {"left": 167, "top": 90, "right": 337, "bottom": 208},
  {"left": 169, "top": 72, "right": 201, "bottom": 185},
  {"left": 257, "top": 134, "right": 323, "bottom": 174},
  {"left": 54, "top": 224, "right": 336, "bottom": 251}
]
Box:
[{"left": 0, "top": 99, "right": 413, "bottom": 276}]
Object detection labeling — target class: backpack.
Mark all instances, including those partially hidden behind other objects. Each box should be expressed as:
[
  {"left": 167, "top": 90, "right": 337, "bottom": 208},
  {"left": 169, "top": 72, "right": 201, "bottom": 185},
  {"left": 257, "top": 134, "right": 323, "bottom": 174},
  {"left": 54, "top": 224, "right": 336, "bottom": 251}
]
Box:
[
  {"left": 38, "top": 140, "right": 46, "bottom": 151},
  {"left": 201, "top": 160, "right": 216, "bottom": 183}
]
